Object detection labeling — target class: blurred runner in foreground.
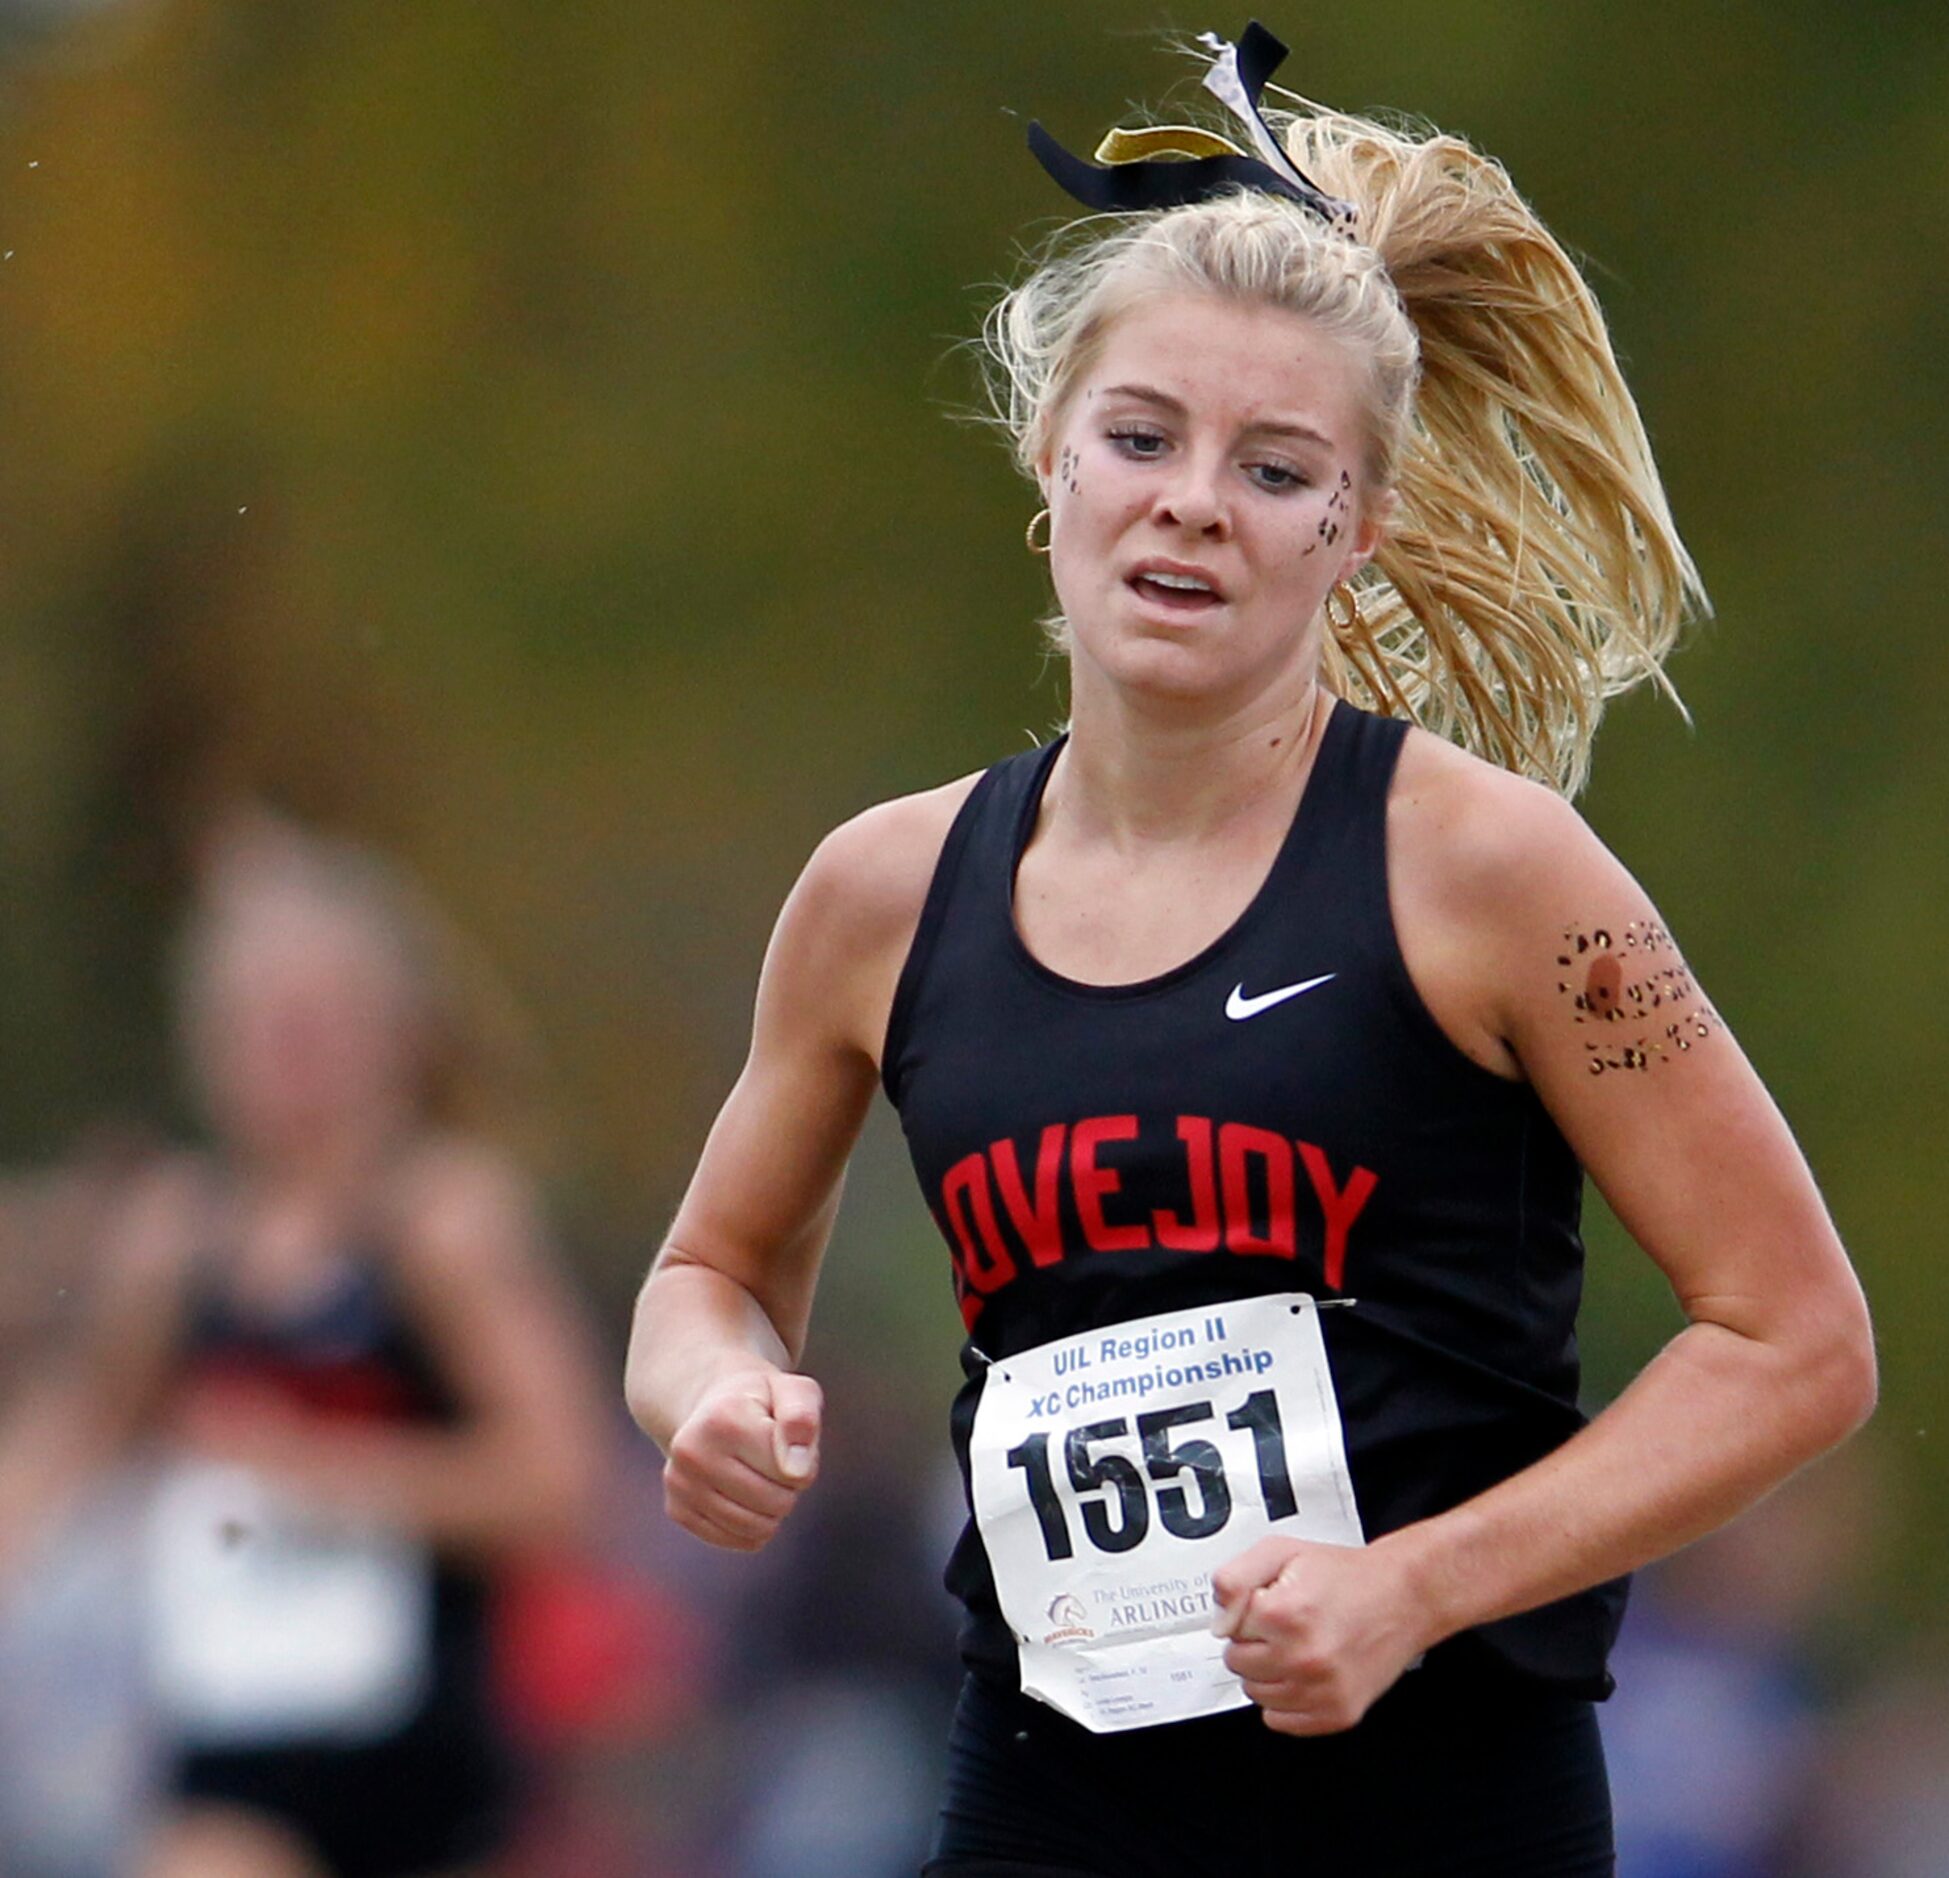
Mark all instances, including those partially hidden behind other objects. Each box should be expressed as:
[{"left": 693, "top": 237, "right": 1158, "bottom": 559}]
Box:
[{"left": 0, "top": 818, "right": 608, "bottom": 1878}]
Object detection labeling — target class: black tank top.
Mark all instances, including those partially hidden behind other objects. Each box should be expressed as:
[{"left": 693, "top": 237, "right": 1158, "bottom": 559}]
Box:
[
  {"left": 882, "top": 701, "right": 1626, "bottom": 1699},
  {"left": 175, "top": 1249, "right": 495, "bottom": 1737}
]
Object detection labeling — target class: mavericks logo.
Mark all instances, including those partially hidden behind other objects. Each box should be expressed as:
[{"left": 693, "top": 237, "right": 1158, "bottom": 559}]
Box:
[{"left": 1041, "top": 1593, "right": 1093, "bottom": 1648}]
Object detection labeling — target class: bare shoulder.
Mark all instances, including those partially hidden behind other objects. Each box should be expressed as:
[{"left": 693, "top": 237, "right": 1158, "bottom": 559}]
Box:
[
  {"left": 382, "top": 1134, "right": 550, "bottom": 1283},
  {"left": 1387, "top": 727, "right": 1633, "bottom": 1076},
  {"left": 390, "top": 1133, "right": 535, "bottom": 1226},
  {"left": 100, "top": 1152, "right": 217, "bottom": 1295},
  {"left": 793, "top": 772, "right": 985, "bottom": 946},
  {"left": 70, "top": 1152, "right": 216, "bottom": 1378},
  {"left": 764, "top": 771, "right": 985, "bottom": 1063},
  {"left": 1389, "top": 727, "right": 1601, "bottom": 915}
]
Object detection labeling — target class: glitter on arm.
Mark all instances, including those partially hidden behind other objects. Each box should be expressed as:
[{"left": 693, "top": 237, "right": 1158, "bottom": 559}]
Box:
[{"left": 1554, "top": 920, "right": 1723, "bottom": 1076}]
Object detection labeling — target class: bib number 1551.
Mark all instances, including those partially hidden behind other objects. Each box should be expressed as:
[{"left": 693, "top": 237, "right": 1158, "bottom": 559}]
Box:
[{"left": 1005, "top": 1389, "right": 1297, "bottom": 1561}]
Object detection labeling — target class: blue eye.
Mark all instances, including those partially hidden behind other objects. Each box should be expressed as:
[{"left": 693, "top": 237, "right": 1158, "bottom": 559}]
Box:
[
  {"left": 1107, "top": 425, "right": 1167, "bottom": 457},
  {"left": 1250, "top": 463, "right": 1307, "bottom": 493}
]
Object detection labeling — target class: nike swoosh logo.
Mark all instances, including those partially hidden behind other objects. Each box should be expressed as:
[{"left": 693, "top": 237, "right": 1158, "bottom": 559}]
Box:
[{"left": 1225, "top": 974, "right": 1337, "bottom": 1021}]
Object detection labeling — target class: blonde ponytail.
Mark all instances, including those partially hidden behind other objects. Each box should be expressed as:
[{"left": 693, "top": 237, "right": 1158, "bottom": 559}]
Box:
[{"left": 1285, "top": 107, "right": 1706, "bottom": 792}]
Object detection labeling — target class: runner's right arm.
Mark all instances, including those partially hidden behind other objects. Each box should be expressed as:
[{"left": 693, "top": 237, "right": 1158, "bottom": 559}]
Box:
[{"left": 625, "top": 783, "right": 969, "bottom": 1552}]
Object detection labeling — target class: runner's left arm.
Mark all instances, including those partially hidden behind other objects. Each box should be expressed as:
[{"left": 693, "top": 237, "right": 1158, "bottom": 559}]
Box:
[{"left": 1215, "top": 773, "right": 1874, "bottom": 1733}]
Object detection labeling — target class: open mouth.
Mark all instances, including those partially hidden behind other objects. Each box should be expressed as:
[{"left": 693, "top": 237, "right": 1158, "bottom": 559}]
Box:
[{"left": 1128, "top": 573, "right": 1223, "bottom": 613}]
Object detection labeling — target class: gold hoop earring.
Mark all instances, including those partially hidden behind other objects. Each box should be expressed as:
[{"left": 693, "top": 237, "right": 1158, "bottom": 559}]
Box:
[
  {"left": 1026, "top": 507, "right": 1052, "bottom": 556},
  {"left": 1327, "top": 581, "right": 1361, "bottom": 636}
]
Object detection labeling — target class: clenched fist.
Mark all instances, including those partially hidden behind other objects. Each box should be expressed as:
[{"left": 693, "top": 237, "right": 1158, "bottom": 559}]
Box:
[
  {"left": 1212, "top": 1535, "right": 1430, "bottom": 1735},
  {"left": 662, "top": 1366, "right": 824, "bottom": 1552}
]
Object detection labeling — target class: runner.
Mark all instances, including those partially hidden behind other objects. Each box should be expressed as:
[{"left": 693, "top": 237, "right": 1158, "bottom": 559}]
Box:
[{"left": 625, "top": 25, "right": 1875, "bottom": 1875}]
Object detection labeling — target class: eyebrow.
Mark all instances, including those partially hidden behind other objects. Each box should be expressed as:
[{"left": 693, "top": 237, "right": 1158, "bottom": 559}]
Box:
[{"left": 1100, "top": 383, "right": 1334, "bottom": 450}]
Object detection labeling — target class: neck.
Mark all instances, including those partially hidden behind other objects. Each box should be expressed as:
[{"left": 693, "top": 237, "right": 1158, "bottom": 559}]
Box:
[
  {"left": 1054, "top": 657, "right": 1328, "bottom": 848},
  {"left": 234, "top": 1105, "right": 409, "bottom": 1206}
]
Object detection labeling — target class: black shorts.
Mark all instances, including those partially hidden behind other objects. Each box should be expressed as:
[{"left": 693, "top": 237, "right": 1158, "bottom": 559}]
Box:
[
  {"left": 924, "top": 1665, "right": 1614, "bottom": 1878},
  {"left": 170, "top": 1677, "right": 518, "bottom": 1878}
]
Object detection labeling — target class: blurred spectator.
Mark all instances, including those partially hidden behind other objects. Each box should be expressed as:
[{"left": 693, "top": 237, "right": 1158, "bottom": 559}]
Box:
[
  {"left": 496, "top": 1427, "right": 728, "bottom": 1878},
  {"left": 714, "top": 1366, "right": 961, "bottom": 1878},
  {"left": 1602, "top": 1447, "right": 1882, "bottom": 1877},
  {"left": 1788, "top": 1653, "right": 1949, "bottom": 1877},
  {"left": 0, "top": 816, "right": 611, "bottom": 1878}
]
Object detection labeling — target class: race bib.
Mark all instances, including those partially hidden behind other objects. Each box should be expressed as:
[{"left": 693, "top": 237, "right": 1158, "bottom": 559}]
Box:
[
  {"left": 144, "top": 1460, "right": 432, "bottom": 1746},
  {"left": 969, "top": 1292, "right": 1362, "bottom": 1733}
]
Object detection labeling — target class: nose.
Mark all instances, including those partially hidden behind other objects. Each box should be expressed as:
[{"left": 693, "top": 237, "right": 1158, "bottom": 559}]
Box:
[{"left": 1152, "top": 450, "right": 1230, "bottom": 538}]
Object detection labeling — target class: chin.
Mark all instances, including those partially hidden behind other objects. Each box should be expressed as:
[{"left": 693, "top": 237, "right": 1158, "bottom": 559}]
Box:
[{"left": 1086, "top": 635, "right": 1249, "bottom": 705}]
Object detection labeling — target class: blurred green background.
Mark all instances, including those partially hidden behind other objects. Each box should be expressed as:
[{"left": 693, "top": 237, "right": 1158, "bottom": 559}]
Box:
[{"left": 0, "top": 0, "right": 1940, "bottom": 1622}]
